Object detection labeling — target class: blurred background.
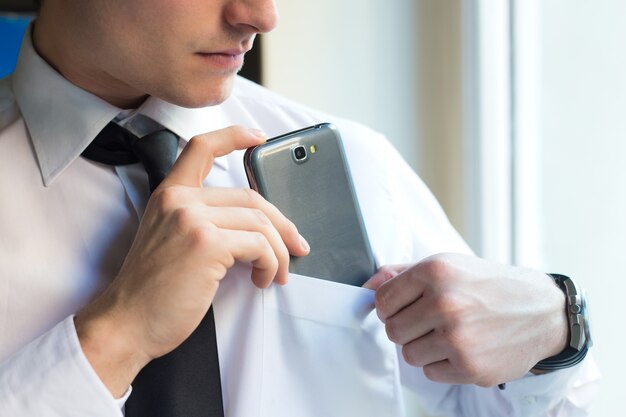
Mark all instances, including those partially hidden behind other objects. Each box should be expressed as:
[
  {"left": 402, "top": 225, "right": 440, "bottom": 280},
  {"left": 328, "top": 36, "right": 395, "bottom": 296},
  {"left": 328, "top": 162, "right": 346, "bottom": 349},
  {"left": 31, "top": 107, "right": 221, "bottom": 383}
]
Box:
[{"left": 2, "top": 0, "right": 622, "bottom": 415}]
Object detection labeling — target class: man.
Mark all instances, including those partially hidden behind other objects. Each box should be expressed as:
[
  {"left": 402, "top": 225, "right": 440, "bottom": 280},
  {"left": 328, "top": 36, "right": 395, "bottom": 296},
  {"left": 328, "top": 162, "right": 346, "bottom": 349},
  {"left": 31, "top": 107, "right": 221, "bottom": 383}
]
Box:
[{"left": 0, "top": 0, "right": 598, "bottom": 416}]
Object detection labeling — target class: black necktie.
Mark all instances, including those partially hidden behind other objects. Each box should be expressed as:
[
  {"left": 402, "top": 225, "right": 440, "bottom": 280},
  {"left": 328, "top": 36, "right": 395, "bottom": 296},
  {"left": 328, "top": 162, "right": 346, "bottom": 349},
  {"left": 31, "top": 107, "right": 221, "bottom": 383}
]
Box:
[{"left": 82, "top": 122, "right": 225, "bottom": 417}]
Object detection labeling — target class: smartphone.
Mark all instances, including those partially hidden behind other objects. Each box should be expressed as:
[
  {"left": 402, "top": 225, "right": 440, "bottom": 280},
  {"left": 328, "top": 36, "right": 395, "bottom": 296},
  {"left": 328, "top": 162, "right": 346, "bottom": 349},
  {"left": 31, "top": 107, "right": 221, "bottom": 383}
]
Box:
[{"left": 243, "top": 123, "right": 376, "bottom": 287}]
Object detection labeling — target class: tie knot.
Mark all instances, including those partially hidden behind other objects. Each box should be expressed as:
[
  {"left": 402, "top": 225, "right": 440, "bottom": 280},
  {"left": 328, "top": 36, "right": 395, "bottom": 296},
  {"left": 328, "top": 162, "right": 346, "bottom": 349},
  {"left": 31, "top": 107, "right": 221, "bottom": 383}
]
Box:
[{"left": 82, "top": 121, "right": 179, "bottom": 192}]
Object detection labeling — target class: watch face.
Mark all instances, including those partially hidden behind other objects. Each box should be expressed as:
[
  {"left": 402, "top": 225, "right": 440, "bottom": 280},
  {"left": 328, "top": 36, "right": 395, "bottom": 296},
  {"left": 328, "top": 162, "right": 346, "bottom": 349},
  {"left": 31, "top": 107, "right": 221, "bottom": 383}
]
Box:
[{"left": 582, "top": 289, "right": 593, "bottom": 347}]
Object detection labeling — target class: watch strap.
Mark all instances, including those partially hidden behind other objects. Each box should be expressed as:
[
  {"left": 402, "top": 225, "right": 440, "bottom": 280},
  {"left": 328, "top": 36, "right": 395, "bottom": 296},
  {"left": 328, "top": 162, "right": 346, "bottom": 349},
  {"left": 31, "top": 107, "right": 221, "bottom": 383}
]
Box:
[
  {"left": 533, "top": 273, "right": 590, "bottom": 371},
  {"left": 533, "top": 345, "right": 589, "bottom": 371}
]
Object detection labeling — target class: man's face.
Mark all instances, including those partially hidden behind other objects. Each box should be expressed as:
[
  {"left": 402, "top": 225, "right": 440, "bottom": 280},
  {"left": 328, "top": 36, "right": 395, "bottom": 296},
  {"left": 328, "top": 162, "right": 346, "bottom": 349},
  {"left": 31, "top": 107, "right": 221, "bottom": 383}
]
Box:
[{"left": 61, "top": 0, "right": 277, "bottom": 108}]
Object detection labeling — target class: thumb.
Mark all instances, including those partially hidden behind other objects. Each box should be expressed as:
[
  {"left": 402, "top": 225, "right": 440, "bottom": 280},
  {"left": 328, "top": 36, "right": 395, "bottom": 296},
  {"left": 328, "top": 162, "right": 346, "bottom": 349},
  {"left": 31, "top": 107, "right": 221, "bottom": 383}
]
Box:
[{"left": 161, "top": 126, "right": 266, "bottom": 188}]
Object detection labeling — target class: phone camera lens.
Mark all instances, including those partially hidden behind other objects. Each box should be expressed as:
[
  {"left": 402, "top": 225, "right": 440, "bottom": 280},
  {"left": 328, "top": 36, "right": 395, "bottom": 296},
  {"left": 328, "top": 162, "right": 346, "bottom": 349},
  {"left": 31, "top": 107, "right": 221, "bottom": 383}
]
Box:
[{"left": 293, "top": 145, "right": 307, "bottom": 162}]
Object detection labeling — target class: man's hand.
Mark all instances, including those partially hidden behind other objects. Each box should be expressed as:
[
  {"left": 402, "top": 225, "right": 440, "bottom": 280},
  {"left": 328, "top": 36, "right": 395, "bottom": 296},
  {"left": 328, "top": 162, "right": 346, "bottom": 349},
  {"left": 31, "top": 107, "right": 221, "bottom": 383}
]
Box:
[
  {"left": 364, "top": 253, "right": 568, "bottom": 387},
  {"left": 74, "top": 126, "right": 310, "bottom": 397}
]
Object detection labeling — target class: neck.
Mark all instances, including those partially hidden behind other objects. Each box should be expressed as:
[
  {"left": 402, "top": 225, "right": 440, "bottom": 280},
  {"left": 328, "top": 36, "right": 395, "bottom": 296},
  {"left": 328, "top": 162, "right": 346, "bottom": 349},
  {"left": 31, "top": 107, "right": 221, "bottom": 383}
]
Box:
[{"left": 32, "top": 10, "right": 147, "bottom": 109}]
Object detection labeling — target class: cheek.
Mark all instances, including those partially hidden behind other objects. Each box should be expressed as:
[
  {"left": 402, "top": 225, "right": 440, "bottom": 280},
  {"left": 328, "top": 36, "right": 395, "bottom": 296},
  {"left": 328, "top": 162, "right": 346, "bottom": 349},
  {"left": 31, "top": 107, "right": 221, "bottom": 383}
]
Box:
[{"left": 89, "top": 2, "right": 234, "bottom": 108}]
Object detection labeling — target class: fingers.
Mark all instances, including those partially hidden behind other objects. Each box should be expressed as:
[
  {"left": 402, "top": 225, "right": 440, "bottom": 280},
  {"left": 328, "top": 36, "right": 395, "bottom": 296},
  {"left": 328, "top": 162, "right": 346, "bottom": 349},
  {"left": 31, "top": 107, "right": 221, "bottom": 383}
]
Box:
[
  {"left": 161, "top": 187, "right": 309, "bottom": 257},
  {"left": 422, "top": 360, "right": 475, "bottom": 385},
  {"left": 374, "top": 266, "right": 427, "bottom": 322},
  {"left": 401, "top": 332, "right": 448, "bottom": 368},
  {"left": 169, "top": 202, "right": 304, "bottom": 286},
  {"left": 185, "top": 224, "right": 281, "bottom": 289},
  {"left": 162, "top": 126, "right": 266, "bottom": 188},
  {"left": 205, "top": 188, "right": 309, "bottom": 256},
  {"left": 363, "top": 264, "right": 411, "bottom": 290},
  {"left": 188, "top": 205, "right": 292, "bottom": 284},
  {"left": 219, "top": 228, "right": 280, "bottom": 289},
  {"left": 374, "top": 254, "right": 517, "bottom": 387},
  {"left": 384, "top": 297, "right": 440, "bottom": 345}
]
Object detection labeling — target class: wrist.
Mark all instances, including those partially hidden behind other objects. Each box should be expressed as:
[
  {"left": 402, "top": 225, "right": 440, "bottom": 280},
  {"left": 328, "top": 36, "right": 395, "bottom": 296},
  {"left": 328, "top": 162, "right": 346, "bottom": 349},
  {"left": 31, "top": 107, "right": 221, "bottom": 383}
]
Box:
[
  {"left": 542, "top": 274, "right": 570, "bottom": 358},
  {"left": 75, "top": 296, "right": 150, "bottom": 398},
  {"left": 527, "top": 274, "right": 568, "bottom": 376}
]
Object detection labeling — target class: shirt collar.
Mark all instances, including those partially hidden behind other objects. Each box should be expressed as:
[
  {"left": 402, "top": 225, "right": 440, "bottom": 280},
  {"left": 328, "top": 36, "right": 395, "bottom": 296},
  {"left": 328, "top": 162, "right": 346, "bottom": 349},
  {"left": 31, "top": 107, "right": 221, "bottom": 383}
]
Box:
[{"left": 12, "top": 26, "right": 230, "bottom": 186}]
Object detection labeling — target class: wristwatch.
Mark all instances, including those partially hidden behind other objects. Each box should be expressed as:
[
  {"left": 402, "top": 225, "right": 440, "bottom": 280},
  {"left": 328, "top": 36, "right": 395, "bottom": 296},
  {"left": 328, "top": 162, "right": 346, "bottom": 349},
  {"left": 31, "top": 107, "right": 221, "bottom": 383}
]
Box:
[{"left": 533, "top": 273, "right": 593, "bottom": 371}]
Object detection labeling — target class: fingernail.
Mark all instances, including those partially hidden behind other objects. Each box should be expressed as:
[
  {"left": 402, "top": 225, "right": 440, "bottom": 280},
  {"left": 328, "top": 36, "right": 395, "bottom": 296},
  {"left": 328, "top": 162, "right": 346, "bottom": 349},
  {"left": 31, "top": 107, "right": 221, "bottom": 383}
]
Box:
[
  {"left": 300, "top": 235, "right": 310, "bottom": 252},
  {"left": 248, "top": 128, "right": 266, "bottom": 141}
]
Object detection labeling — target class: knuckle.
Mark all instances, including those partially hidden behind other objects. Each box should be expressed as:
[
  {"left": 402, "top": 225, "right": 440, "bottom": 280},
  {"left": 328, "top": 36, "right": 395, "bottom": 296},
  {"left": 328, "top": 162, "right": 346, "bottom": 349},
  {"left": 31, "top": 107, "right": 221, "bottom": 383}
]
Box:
[
  {"left": 420, "top": 255, "right": 453, "bottom": 284},
  {"left": 222, "top": 253, "right": 236, "bottom": 270},
  {"left": 433, "top": 293, "right": 474, "bottom": 336},
  {"left": 152, "top": 187, "right": 183, "bottom": 211},
  {"left": 188, "top": 225, "right": 218, "bottom": 250},
  {"left": 251, "top": 208, "right": 272, "bottom": 226},
  {"left": 432, "top": 292, "right": 463, "bottom": 317},
  {"left": 206, "top": 254, "right": 234, "bottom": 280},
  {"left": 188, "top": 134, "right": 212, "bottom": 154},
  {"left": 172, "top": 207, "right": 196, "bottom": 231},
  {"left": 243, "top": 188, "right": 263, "bottom": 207},
  {"left": 252, "top": 231, "right": 272, "bottom": 251}
]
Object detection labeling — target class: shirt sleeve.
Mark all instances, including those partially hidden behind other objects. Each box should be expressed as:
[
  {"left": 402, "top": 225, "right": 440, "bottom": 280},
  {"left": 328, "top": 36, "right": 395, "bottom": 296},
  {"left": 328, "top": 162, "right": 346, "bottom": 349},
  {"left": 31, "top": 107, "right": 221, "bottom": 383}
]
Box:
[
  {"left": 399, "top": 352, "right": 600, "bottom": 417},
  {"left": 0, "top": 315, "right": 128, "bottom": 417}
]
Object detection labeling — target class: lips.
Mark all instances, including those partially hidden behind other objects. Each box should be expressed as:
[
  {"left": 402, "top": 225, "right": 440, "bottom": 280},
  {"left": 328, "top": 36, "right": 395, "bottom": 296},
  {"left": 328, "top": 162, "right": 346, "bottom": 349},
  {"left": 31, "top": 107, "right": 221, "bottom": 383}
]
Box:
[
  {"left": 210, "top": 48, "right": 248, "bottom": 56},
  {"left": 194, "top": 48, "right": 248, "bottom": 72},
  {"left": 195, "top": 51, "right": 245, "bottom": 72}
]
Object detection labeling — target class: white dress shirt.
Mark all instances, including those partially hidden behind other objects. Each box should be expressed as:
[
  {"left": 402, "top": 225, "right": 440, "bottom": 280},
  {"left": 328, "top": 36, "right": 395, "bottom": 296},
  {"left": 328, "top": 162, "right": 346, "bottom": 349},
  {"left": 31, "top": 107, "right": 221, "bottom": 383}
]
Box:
[{"left": 0, "top": 30, "right": 600, "bottom": 417}]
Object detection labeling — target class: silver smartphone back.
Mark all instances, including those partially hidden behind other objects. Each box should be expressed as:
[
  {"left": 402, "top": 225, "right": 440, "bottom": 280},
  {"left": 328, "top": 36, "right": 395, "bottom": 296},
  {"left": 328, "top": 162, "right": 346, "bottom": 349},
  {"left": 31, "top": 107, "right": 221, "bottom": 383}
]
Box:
[{"left": 243, "top": 123, "right": 376, "bottom": 286}]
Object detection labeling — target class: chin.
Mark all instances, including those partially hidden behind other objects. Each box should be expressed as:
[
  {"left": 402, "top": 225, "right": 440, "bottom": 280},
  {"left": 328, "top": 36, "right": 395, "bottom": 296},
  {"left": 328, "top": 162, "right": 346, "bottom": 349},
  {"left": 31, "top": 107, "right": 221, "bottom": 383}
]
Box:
[{"left": 167, "top": 76, "right": 236, "bottom": 109}]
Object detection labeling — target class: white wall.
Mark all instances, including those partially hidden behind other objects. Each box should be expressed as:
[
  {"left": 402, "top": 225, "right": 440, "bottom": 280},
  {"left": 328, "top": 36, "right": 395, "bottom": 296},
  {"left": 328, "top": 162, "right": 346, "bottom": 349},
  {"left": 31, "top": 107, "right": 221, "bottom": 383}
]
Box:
[
  {"left": 536, "top": 1, "right": 626, "bottom": 415},
  {"left": 263, "top": 0, "right": 466, "bottom": 235},
  {"left": 262, "top": 0, "right": 419, "bottom": 168}
]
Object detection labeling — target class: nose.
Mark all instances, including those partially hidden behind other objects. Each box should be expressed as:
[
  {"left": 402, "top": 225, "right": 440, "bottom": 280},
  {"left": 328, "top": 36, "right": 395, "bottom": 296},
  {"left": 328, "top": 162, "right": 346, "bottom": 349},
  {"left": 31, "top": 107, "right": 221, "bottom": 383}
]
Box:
[{"left": 225, "top": 0, "right": 278, "bottom": 34}]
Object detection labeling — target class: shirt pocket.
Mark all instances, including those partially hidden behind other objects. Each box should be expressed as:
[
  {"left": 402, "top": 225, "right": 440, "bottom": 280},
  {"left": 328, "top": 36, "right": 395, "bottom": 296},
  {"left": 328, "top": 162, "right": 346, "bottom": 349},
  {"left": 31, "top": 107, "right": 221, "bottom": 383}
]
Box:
[{"left": 260, "top": 274, "right": 404, "bottom": 417}]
